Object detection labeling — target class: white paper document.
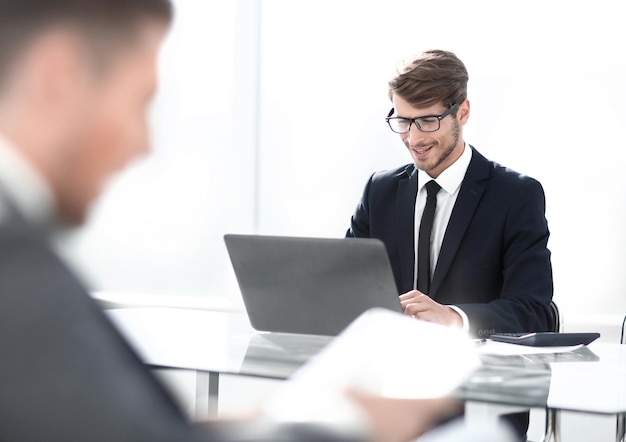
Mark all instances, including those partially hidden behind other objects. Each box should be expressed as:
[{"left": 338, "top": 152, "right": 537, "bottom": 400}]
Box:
[{"left": 289, "top": 308, "right": 481, "bottom": 399}]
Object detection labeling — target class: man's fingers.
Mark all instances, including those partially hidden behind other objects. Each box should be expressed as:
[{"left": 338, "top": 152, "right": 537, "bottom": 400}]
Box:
[
  {"left": 398, "top": 290, "right": 423, "bottom": 301},
  {"left": 401, "top": 293, "right": 430, "bottom": 308},
  {"left": 403, "top": 302, "right": 430, "bottom": 316},
  {"left": 400, "top": 292, "right": 426, "bottom": 306}
]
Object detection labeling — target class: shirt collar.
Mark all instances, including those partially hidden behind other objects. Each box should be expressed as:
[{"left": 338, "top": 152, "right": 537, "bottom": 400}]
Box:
[
  {"left": 0, "top": 133, "right": 57, "bottom": 230},
  {"left": 417, "top": 143, "right": 472, "bottom": 195}
]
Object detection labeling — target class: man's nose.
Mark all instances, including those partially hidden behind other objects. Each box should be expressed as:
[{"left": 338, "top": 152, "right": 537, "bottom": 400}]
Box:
[{"left": 406, "top": 121, "right": 425, "bottom": 146}]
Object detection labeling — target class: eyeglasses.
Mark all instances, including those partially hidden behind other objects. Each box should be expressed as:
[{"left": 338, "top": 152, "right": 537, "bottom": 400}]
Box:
[{"left": 385, "top": 102, "right": 460, "bottom": 134}]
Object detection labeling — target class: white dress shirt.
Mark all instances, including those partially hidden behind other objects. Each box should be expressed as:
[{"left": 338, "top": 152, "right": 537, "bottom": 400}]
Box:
[
  {"left": 0, "top": 133, "right": 56, "bottom": 230},
  {"left": 413, "top": 143, "right": 473, "bottom": 330}
]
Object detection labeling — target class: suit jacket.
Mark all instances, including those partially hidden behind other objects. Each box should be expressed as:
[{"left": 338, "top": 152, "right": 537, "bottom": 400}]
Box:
[
  {"left": 0, "top": 193, "right": 215, "bottom": 441},
  {"left": 347, "top": 146, "right": 554, "bottom": 337}
]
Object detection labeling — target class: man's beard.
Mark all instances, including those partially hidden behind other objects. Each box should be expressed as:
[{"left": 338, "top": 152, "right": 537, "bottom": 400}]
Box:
[{"left": 421, "top": 119, "right": 460, "bottom": 174}]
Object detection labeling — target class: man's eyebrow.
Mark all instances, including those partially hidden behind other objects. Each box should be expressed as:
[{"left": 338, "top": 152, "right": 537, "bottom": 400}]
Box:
[
  {"left": 387, "top": 107, "right": 445, "bottom": 119},
  {"left": 395, "top": 113, "right": 441, "bottom": 119}
]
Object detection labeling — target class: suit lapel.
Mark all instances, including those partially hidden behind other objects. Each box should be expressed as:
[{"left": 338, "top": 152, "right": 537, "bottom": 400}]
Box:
[
  {"left": 430, "top": 149, "right": 490, "bottom": 298},
  {"left": 396, "top": 166, "right": 418, "bottom": 293}
]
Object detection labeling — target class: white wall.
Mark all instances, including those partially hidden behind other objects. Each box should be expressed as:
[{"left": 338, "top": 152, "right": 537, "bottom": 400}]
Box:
[
  {"left": 256, "top": 0, "right": 626, "bottom": 320},
  {"left": 61, "top": 1, "right": 626, "bottom": 319},
  {"left": 59, "top": 0, "right": 257, "bottom": 298}
]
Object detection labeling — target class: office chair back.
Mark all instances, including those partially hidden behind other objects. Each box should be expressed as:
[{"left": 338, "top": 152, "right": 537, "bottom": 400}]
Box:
[
  {"left": 550, "top": 300, "right": 561, "bottom": 333},
  {"left": 539, "top": 300, "right": 562, "bottom": 442},
  {"left": 618, "top": 315, "right": 626, "bottom": 442}
]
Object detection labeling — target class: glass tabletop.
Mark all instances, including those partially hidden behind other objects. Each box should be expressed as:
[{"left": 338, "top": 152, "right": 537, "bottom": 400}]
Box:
[
  {"left": 454, "top": 343, "right": 626, "bottom": 414},
  {"left": 107, "top": 307, "right": 333, "bottom": 379},
  {"left": 107, "top": 308, "right": 626, "bottom": 415}
]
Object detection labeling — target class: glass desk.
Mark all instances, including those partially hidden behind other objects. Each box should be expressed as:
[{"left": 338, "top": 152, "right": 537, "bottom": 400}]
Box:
[
  {"left": 457, "top": 344, "right": 626, "bottom": 442},
  {"left": 107, "top": 308, "right": 332, "bottom": 417},
  {"left": 107, "top": 307, "right": 331, "bottom": 378},
  {"left": 455, "top": 345, "right": 625, "bottom": 411},
  {"left": 107, "top": 307, "right": 626, "bottom": 440}
]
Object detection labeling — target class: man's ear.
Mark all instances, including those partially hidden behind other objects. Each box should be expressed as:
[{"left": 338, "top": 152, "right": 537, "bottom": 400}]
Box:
[
  {"left": 24, "top": 31, "right": 89, "bottom": 115},
  {"left": 3, "top": 31, "right": 93, "bottom": 194},
  {"left": 458, "top": 99, "right": 470, "bottom": 125}
]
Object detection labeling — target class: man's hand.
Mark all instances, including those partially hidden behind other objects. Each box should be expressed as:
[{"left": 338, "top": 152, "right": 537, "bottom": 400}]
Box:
[
  {"left": 204, "top": 387, "right": 462, "bottom": 442},
  {"left": 399, "top": 290, "right": 463, "bottom": 328},
  {"left": 346, "top": 390, "right": 462, "bottom": 442}
]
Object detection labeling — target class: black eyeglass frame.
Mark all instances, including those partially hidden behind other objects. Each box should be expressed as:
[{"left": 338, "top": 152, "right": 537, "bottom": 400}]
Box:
[{"left": 385, "top": 101, "right": 460, "bottom": 134}]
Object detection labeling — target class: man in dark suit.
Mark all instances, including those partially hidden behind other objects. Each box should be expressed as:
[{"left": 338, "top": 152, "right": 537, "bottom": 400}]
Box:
[
  {"left": 347, "top": 49, "right": 554, "bottom": 439},
  {"left": 0, "top": 2, "right": 490, "bottom": 441}
]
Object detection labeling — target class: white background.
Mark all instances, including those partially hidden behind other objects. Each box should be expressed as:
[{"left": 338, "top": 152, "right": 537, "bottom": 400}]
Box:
[{"left": 61, "top": 0, "right": 626, "bottom": 318}]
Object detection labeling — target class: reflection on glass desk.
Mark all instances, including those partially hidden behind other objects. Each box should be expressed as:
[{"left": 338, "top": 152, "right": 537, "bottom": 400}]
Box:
[
  {"left": 106, "top": 308, "right": 626, "bottom": 418},
  {"left": 106, "top": 307, "right": 333, "bottom": 418},
  {"left": 453, "top": 347, "right": 598, "bottom": 409},
  {"left": 106, "top": 307, "right": 332, "bottom": 379},
  {"left": 454, "top": 344, "right": 626, "bottom": 415},
  {"left": 239, "top": 332, "right": 332, "bottom": 379}
]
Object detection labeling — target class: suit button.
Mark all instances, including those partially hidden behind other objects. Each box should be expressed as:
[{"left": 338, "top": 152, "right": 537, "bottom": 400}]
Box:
[
  {"left": 478, "top": 330, "right": 484, "bottom": 337},
  {"left": 490, "top": 329, "right": 496, "bottom": 335}
]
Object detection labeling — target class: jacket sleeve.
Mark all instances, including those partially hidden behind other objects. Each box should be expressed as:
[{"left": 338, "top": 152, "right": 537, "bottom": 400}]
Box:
[
  {"left": 346, "top": 173, "right": 375, "bottom": 239},
  {"left": 457, "top": 178, "right": 554, "bottom": 336}
]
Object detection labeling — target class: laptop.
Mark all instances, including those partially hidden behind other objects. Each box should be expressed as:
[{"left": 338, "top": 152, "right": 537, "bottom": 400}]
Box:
[{"left": 223, "top": 234, "right": 403, "bottom": 336}]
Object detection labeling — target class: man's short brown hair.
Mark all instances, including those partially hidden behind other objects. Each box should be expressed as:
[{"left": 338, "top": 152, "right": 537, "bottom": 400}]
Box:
[
  {"left": 0, "top": 0, "right": 173, "bottom": 87},
  {"left": 388, "top": 49, "right": 468, "bottom": 109}
]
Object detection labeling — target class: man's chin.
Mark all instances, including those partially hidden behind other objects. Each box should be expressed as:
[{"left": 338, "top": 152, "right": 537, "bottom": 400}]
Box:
[
  {"left": 413, "top": 157, "right": 433, "bottom": 172},
  {"left": 60, "top": 209, "right": 89, "bottom": 228},
  {"left": 56, "top": 197, "right": 95, "bottom": 228}
]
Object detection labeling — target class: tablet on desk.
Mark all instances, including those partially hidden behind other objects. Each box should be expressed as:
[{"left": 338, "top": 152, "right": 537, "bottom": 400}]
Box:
[{"left": 488, "top": 332, "right": 600, "bottom": 347}]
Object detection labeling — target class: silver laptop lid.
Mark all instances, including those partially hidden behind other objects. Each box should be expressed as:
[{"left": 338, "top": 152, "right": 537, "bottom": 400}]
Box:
[{"left": 224, "top": 234, "right": 402, "bottom": 336}]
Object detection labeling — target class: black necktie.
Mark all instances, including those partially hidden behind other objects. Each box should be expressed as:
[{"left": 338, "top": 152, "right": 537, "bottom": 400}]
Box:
[{"left": 417, "top": 180, "right": 441, "bottom": 294}]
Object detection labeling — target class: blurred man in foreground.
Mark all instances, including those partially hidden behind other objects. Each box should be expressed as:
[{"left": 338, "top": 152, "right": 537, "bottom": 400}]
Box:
[{"left": 0, "top": 1, "right": 513, "bottom": 441}]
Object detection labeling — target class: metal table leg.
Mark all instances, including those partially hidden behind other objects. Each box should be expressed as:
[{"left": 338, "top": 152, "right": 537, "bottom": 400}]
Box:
[
  {"left": 540, "top": 408, "right": 560, "bottom": 442},
  {"left": 195, "top": 371, "right": 219, "bottom": 420}
]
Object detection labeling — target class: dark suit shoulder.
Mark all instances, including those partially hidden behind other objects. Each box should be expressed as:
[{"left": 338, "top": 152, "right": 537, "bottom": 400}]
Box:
[
  {"left": 0, "top": 207, "right": 213, "bottom": 441},
  {"left": 369, "top": 164, "right": 414, "bottom": 187},
  {"left": 492, "top": 161, "right": 539, "bottom": 184},
  {"left": 472, "top": 147, "right": 544, "bottom": 190}
]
